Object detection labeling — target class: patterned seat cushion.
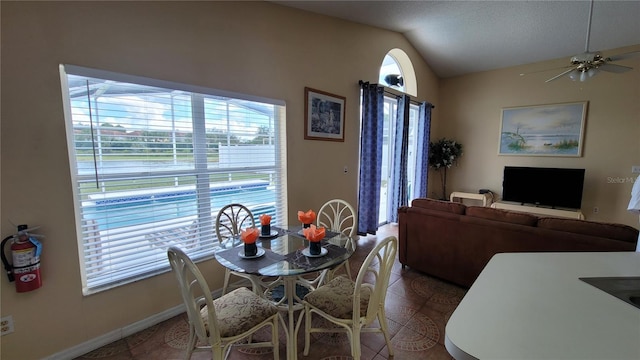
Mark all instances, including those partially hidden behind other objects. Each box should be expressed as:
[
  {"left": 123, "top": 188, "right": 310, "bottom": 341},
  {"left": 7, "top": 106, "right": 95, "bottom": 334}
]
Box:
[
  {"left": 200, "top": 287, "right": 278, "bottom": 338},
  {"left": 303, "top": 275, "right": 373, "bottom": 319}
]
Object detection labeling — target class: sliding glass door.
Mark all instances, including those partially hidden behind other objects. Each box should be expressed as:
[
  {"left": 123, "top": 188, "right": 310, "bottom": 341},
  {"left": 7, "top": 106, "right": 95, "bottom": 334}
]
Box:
[{"left": 379, "top": 97, "right": 419, "bottom": 225}]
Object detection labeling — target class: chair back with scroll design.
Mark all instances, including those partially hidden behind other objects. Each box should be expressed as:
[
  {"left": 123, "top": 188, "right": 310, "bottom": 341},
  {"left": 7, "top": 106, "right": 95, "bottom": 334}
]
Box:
[
  {"left": 215, "top": 203, "right": 255, "bottom": 244},
  {"left": 215, "top": 203, "right": 261, "bottom": 295},
  {"left": 317, "top": 199, "right": 356, "bottom": 237},
  {"left": 317, "top": 199, "right": 356, "bottom": 281},
  {"left": 301, "top": 236, "right": 398, "bottom": 359},
  {"left": 167, "top": 246, "right": 279, "bottom": 360}
]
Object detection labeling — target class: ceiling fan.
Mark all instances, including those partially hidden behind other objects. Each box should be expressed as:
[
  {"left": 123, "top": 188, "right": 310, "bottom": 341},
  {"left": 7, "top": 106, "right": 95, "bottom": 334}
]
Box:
[{"left": 533, "top": 0, "right": 639, "bottom": 82}]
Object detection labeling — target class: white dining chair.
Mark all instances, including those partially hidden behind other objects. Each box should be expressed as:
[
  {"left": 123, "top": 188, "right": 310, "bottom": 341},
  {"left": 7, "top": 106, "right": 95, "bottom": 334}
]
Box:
[
  {"left": 167, "top": 246, "right": 280, "bottom": 360},
  {"left": 301, "top": 236, "right": 398, "bottom": 359},
  {"left": 297, "top": 199, "right": 357, "bottom": 290},
  {"left": 316, "top": 199, "right": 356, "bottom": 281},
  {"left": 215, "top": 203, "right": 270, "bottom": 296}
]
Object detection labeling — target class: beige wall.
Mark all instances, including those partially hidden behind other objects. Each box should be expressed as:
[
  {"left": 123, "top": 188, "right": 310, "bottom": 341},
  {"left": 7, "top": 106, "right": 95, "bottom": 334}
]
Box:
[
  {"left": 3, "top": 1, "right": 637, "bottom": 358},
  {"left": 436, "top": 44, "right": 640, "bottom": 228},
  {"left": 0, "top": 1, "right": 438, "bottom": 359}
]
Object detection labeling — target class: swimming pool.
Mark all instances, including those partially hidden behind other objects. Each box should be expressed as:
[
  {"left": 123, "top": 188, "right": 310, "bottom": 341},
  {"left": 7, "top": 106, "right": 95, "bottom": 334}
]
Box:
[{"left": 82, "top": 180, "right": 277, "bottom": 231}]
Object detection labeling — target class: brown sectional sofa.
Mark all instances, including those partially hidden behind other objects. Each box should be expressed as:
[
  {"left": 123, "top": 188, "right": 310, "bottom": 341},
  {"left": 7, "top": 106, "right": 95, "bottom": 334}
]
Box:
[{"left": 398, "top": 198, "right": 639, "bottom": 288}]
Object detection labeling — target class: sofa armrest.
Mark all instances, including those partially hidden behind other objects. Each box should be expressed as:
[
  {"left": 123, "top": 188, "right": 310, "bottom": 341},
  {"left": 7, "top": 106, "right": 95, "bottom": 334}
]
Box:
[{"left": 398, "top": 205, "right": 463, "bottom": 268}]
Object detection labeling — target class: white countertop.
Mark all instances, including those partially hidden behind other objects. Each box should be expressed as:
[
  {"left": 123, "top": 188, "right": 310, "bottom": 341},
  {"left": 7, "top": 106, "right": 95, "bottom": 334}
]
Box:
[{"left": 445, "top": 252, "right": 640, "bottom": 360}]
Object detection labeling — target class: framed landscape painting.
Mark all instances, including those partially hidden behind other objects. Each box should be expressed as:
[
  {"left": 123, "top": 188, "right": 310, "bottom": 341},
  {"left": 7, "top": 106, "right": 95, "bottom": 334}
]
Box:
[
  {"left": 498, "top": 101, "right": 587, "bottom": 157},
  {"left": 304, "top": 87, "right": 346, "bottom": 142}
]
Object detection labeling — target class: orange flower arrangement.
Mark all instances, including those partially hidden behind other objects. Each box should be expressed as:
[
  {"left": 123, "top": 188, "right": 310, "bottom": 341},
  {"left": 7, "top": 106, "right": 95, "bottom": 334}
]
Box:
[
  {"left": 297, "top": 209, "right": 316, "bottom": 225},
  {"left": 259, "top": 214, "right": 272, "bottom": 225},
  {"left": 240, "top": 227, "right": 259, "bottom": 244},
  {"left": 259, "top": 214, "right": 272, "bottom": 236},
  {"left": 303, "top": 224, "right": 326, "bottom": 243}
]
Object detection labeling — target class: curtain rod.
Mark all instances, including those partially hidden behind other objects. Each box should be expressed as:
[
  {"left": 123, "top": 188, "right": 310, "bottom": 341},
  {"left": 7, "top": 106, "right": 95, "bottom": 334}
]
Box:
[{"left": 358, "top": 80, "right": 435, "bottom": 108}]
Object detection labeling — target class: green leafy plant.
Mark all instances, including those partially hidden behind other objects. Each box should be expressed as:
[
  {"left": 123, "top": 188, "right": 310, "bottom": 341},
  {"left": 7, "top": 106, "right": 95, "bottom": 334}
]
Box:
[{"left": 428, "top": 138, "right": 463, "bottom": 200}]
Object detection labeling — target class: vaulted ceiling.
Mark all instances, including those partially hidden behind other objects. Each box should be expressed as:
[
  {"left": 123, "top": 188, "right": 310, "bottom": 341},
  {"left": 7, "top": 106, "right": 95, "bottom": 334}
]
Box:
[{"left": 273, "top": 1, "right": 640, "bottom": 78}]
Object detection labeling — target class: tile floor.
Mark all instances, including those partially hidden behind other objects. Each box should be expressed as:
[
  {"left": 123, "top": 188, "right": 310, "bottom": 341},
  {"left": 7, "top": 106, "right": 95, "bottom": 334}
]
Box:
[{"left": 74, "top": 224, "right": 466, "bottom": 360}]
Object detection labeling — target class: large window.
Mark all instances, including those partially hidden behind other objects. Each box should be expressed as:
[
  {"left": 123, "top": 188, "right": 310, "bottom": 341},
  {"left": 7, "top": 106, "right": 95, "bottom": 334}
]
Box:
[
  {"left": 377, "top": 48, "right": 422, "bottom": 224},
  {"left": 60, "top": 65, "right": 287, "bottom": 294},
  {"left": 379, "top": 54, "right": 405, "bottom": 92}
]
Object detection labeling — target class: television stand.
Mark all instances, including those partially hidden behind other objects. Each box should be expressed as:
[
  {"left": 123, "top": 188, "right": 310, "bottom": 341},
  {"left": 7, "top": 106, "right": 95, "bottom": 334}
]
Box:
[
  {"left": 491, "top": 201, "right": 585, "bottom": 220},
  {"left": 450, "top": 192, "right": 492, "bottom": 207}
]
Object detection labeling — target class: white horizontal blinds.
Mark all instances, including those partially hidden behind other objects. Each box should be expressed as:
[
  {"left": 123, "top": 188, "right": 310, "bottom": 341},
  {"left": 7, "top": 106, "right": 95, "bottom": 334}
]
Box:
[
  {"left": 62, "top": 66, "right": 286, "bottom": 294},
  {"left": 204, "top": 98, "right": 282, "bottom": 223}
]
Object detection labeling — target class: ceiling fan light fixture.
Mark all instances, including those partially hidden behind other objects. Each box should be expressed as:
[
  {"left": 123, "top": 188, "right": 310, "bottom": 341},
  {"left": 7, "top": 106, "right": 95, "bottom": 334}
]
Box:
[
  {"left": 568, "top": 70, "right": 580, "bottom": 81},
  {"left": 540, "top": 0, "right": 635, "bottom": 83}
]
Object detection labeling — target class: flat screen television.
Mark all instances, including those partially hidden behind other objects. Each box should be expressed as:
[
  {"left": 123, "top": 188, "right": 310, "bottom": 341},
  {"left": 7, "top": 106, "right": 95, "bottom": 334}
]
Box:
[{"left": 502, "top": 166, "right": 585, "bottom": 210}]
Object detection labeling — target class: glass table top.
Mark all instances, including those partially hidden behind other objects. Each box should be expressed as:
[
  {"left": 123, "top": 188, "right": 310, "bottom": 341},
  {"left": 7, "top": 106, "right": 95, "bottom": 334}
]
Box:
[{"left": 214, "top": 226, "right": 355, "bottom": 277}]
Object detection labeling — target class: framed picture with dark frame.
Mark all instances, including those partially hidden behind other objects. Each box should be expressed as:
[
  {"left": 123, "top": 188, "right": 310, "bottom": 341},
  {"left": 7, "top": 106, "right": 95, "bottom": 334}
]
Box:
[
  {"left": 498, "top": 101, "right": 588, "bottom": 157},
  {"left": 304, "top": 87, "right": 346, "bottom": 142}
]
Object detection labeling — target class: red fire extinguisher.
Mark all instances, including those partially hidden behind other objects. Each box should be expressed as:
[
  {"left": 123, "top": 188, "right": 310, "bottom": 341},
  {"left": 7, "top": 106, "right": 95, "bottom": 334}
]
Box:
[{"left": 1, "top": 224, "right": 43, "bottom": 292}]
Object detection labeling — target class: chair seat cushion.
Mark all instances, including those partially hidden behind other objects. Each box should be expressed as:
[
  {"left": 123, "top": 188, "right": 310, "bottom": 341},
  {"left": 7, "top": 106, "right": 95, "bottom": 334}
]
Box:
[
  {"left": 303, "top": 275, "right": 373, "bottom": 319},
  {"left": 201, "top": 287, "right": 278, "bottom": 338}
]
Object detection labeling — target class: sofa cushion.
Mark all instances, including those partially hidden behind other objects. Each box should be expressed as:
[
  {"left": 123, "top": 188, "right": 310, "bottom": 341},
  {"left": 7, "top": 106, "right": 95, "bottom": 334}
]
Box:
[
  {"left": 411, "top": 198, "right": 466, "bottom": 215},
  {"left": 537, "top": 217, "right": 639, "bottom": 243},
  {"left": 466, "top": 206, "right": 538, "bottom": 226}
]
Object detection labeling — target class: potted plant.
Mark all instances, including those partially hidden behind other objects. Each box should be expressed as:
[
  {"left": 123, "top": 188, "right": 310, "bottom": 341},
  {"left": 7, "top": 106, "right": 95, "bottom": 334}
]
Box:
[{"left": 428, "top": 138, "right": 463, "bottom": 200}]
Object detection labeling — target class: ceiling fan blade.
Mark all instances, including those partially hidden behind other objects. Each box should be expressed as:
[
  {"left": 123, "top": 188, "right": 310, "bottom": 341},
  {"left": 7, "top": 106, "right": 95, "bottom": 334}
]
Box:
[
  {"left": 607, "top": 51, "right": 640, "bottom": 62},
  {"left": 599, "top": 63, "right": 633, "bottom": 73},
  {"left": 520, "top": 65, "right": 572, "bottom": 76},
  {"left": 545, "top": 68, "right": 577, "bottom": 83}
]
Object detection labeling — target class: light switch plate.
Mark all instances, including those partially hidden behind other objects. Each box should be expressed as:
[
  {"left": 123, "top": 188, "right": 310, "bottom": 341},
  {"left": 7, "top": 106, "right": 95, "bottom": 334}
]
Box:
[{"left": 632, "top": 165, "right": 640, "bottom": 174}]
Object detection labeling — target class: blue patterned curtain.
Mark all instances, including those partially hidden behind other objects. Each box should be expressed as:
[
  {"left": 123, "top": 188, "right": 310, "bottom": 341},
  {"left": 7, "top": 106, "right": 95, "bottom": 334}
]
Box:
[
  {"left": 357, "top": 83, "right": 384, "bottom": 235},
  {"left": 388, "top": 95, "right": 410, "bottom": 222},
  {"left": 413, "top": 102, "right": 432, "bottom": 198}
]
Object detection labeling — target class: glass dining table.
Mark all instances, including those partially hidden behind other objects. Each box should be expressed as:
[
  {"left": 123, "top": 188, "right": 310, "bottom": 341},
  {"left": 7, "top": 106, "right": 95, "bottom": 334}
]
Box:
[{"left": 214, "top": 225, "right": 356, "bottom": 360}]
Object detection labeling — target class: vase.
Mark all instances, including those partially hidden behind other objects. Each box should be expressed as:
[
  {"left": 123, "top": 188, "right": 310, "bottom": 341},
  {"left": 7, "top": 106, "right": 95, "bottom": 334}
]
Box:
[
  {"left": 261, "top": 224, "right": 271, "bottom": 236},
  {"left": 303, "top": 223, "right": 311, "bottom": 228},
  {"left": 309, "top": 241, "right": 321, "bottom": 255},
  {"left": 244, "top": 242, "right": 257, "bottom": 257}
]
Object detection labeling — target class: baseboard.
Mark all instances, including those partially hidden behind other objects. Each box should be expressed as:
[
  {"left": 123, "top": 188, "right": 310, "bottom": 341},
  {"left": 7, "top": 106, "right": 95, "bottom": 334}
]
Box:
[
  {"left": 43, "top": 287, "right": 225, "bottom": 360},
  {"left": 43, "top": 304, "right": 184, "bottom": 360}
]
